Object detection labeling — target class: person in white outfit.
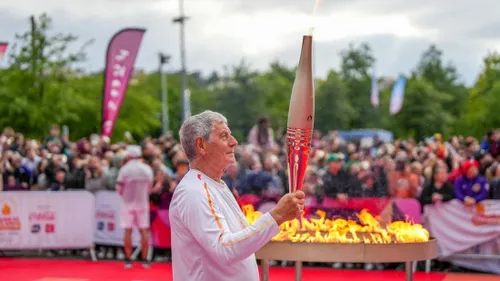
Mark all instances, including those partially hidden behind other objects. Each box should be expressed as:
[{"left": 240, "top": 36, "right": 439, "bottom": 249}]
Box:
[
  {"left": 169, "top": 110, "right": 305, "bottom": 281},
  {"left": 116, "top": 145, "right": 154, "bottom": 269}
]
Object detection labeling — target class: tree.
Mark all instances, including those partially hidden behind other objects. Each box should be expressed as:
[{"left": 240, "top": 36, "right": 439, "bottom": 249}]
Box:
[
  {"left": 0, "top": 14, "right": 87, "bottom": 138},
  {"left": 2, "top": 13, "right": 499, "bottom": 143},
  {"left": 0, "top": 14, "right": 162, "bottom": 141},
  {"left": 214, "top": 60, "right": 263, "bottom": 142},
  {"left": 339, "top": 43, "right": 380, "bottom": 129},
  {"left": 62, "top": 73, "right": 162, "bottom": 142},
  {"left": 414, "top": 45, "right": 468, "bottom": 131},
  {"left": 462, "top": 52, "right": 500, "bottom": 137},
  {"left": 390, "top": 77, "right": 454, "bottom": 140},
  {"left": 315, "top": 71, "right": 354, "bottom": 132},
  {"left": 254, "top": 61, "right": 294, "bottom": 129}
]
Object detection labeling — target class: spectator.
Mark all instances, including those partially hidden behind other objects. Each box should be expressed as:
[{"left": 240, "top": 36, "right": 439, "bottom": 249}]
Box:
[
  {"left": 222, "top": 162, "right": 245, "bottom": 198},
  {"left": 420, "top": 164, "right": 454, "bottom": 207},
  {"left": 480, "top": 130, "right": 499, "bottom": 158},
  {"left": 316, "top": 154, "right": 351, "bottom": 203},
  {"left": 389, "top": 159, "right": 416, "bottom": 199},
  {"left": 35, "top": 159, "right": 49, "bottom": 190},
  {"left": 85, "top": 156, "right": 111, "bottom": 194},
  {"left": 247, "top": 117, "right": 277, "bottom": 154},
  {"left": 453, "top": 159, "right": 488, "bottom": 206},
  {"left": 20, "top": 148, "right": 41, "bottom": 187},
  {"left": 488, "top": 163, "right": 500, "bottom": 199},
  {"left": 48, "top": 168, "right": 69, "bottom": 191},
  {"left": 350, "top": 172, "right": 386, "bottom": 198}
]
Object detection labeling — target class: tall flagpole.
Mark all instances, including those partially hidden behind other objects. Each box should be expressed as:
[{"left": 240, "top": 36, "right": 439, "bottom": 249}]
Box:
[
  {"left": 159, "top": 53, "right": 171, "bottom": 135},
  {"left": 173, "top": 0, "right": 190, "bottom": 122}
]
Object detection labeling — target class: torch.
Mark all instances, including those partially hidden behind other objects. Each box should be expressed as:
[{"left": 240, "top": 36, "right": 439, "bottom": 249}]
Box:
[{"left": 286, "top": 34, "right": 314, "bottom": 193}]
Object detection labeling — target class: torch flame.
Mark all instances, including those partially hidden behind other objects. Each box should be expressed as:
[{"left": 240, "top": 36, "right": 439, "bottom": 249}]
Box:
[
  {"left": 308, "top": 0, "right": 324, "bottom": 35},
  {"left": 242, "top": 205, "right": 429, "bottom": 244}
]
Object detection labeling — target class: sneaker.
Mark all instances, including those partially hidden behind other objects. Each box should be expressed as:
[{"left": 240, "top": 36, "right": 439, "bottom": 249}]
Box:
[
  {"left": 124, "top": 261, "right": 132, "bottom": 269},
  {"left": 142, "top": 261, "right": 151, "bottom": 269}
]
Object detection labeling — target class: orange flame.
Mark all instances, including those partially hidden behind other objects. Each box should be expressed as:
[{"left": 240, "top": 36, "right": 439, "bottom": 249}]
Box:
[{"left": 242, "top": 205, "right": 429, "bottom": 243}]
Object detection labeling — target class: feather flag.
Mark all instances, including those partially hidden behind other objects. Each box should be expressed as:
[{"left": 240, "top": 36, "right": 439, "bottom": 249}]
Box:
[
  {"left": 370, "top": 68, "right": 379, "bottom": 107},
  {"left": 101, "top": 28, "right": 146, "bottom": 138},
  {"left": 389, "top": 76, "right": 407, "bottom": 115},
  {"left": 0, "top": 42, "right": 8, "bottom": 62}
]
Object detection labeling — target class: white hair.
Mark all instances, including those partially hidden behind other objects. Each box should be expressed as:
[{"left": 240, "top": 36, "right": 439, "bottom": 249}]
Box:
[{"left": 179, "top": 110, "right": 228, "bottom": 162}]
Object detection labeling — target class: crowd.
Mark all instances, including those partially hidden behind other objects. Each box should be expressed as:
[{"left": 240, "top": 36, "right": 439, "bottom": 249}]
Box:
[{"left": 1, "top": 119, "right": 500, "bottom": 271}]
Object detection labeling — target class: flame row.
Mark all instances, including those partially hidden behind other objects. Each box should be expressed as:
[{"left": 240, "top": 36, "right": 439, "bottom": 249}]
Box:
[{"left": 242, "top": 205, "right": 429, "bottom": 244}]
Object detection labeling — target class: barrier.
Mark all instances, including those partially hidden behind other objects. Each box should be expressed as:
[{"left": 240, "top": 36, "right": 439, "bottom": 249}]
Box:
[
  {"left": 94, "top": 191, "right": 141, "bottom": 247},
  {"left": 94, "top": 191, "right": 172, "bottom": 248},
  {"left": 423, "top": 199, "right": 500, "bottom": 274},
  {"left": 3, "top": 189, "right": 499, "bottom": 274},
  {"left": 0, "top": 191, "right": 95, "bottom": 250}
]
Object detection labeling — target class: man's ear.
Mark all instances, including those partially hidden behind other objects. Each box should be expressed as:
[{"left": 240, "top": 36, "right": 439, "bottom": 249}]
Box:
[{"left": 195, "top": 137, "right": 206, "bottom": 156}]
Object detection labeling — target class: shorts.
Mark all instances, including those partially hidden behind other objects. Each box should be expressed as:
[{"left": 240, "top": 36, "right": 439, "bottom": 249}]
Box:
[{"left": 120, "top": 207, "right": 150, "bottom": 229}]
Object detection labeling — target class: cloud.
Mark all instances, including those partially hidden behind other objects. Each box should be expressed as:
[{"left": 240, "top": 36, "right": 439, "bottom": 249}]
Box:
[{"left": 0, "top": 0, "right": 498, "bottom": 86}]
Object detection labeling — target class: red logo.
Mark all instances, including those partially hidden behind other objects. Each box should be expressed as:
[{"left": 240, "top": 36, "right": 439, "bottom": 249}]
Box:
[
  {"left": 45, "top": 223, "right": 55, "bottom": 233},
  {"left": 197, "top": 174, "right": 201, "bottom": 180},
  {"left": 107, "top": 222, "right": 115, "bottom": 231}
]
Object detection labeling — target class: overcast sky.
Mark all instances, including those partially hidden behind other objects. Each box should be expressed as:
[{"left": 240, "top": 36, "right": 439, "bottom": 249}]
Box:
[{"left": 1, "top": 0, "right": 499, "bottom": 85}]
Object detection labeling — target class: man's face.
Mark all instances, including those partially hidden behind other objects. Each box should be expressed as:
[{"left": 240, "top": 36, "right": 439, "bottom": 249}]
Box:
[
  {"left": 50, "top": 127, "right": 59, "bottom": 136},
  {"left": 55, "top": 171, "right": 65, "bottom": 182},
  {"left": 328, "top": 161, "right": 342, "bottom": 174},
  {"left": 27, "top": 149, "right": 35, "bottom": 159},
  {"left": 263, "top": 159, "right": 273, "bottom": 171},
  {"left": 466, "top": 166, "right": 478, "bottom": 179},
  {"left": 204, "top": 122, "right": 238, "bottom": 169},
  {"left": 143, "top": 142, "right": 156, "bottom": 157}
]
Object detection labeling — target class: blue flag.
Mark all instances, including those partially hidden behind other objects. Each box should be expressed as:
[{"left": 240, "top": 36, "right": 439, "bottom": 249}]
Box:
[{"left": 389, "top": 76, "right": 407, "bottom": 115}]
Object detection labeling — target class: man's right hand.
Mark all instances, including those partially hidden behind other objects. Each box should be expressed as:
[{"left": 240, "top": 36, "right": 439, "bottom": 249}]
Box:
[{"left": 270, "top": 190, "right": 306, "bottom": 226}]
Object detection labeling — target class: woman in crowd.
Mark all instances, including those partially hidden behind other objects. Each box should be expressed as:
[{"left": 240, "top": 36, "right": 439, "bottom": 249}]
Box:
[
  {"left": 247, "top": 117, "right": 277, "bottom": 154},
  {"left": 488, "top": 163, "right": 500, "bottom": 199},
  {"left": 453, "top": 159, "right": 489, "bottom": 206},
  {"left": 420, "top": 163, "right": 454, "bottom": 207}
]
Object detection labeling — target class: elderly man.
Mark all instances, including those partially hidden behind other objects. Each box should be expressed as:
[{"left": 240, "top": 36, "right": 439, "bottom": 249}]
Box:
[
  {"left": 116, "top": 145, "right": 154, "bottom": 269},
  {"left": 169, "top": 110, "right": 305, "bottom": 281}
]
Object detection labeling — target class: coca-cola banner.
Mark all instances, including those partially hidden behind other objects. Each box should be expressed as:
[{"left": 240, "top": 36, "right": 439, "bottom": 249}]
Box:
[
  {"left": 101, "top": 28, "right": 146, "bottom": 138},
  {"left": 0, "top": 42, "right": 8, "bottom": 62}
]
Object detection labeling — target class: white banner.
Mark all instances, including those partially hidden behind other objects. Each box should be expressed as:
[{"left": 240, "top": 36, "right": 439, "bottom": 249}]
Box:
[
  {"left": 94, "top": 191, "right": 140, "bottom": 247},
  {"left": 424, "top": 199, "right": 500, "bottom": 274},
  {"left": 0, "top": 191, "right": 94, "bottom": 250}
]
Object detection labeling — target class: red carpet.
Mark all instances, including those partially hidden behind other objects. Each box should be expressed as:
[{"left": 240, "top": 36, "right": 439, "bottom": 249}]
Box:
[{"left": 0, "top": 258, "right": 497, "bottom": 281}]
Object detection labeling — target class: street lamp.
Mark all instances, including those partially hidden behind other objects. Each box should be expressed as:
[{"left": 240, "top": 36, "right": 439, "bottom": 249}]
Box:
[
  {"left": 172, "top": 0, "right": 190, "bottom": 122},
  {"left": 159, "top": 53, "right": 171, "bottom": 135}
]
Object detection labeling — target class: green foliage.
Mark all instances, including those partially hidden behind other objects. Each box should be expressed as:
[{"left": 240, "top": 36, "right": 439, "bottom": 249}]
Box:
[
  {"left": 390, "top": 77, "right": 454, "bottom": 139},
  {"left": 315, "top": 71, "right": 353, "bottom": 132},
  {"left": 0, "top": 13, "right": 496, "bottom": 142},
  {"left": 339, "top": 43, "right": 377, "bottom": 129},
  {"left": 462, "top": 52, "right": 500, "bottom": 137}
]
